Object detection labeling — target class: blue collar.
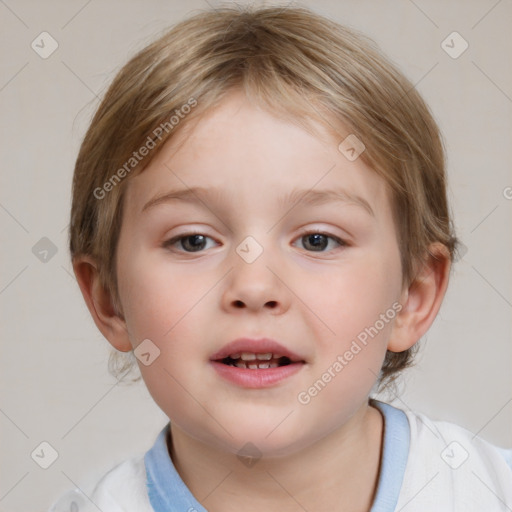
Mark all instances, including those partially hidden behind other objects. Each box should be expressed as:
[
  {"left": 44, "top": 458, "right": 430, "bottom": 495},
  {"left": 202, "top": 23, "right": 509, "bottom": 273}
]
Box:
[
  {"left": 369, "top": 400, "right": 410, "bottom": 511},
  {"left": 144, "top": 399, "right": 409, "bottom": 511}
]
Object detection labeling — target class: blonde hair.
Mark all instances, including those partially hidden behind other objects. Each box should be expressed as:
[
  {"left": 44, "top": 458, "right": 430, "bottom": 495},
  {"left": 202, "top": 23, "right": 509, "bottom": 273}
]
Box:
[{"left": 69, "top": 5, "right": 459, "bottom": 387}]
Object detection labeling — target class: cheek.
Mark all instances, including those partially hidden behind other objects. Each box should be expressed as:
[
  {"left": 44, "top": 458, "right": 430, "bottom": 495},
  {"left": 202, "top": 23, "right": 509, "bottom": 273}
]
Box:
[
  {"left": 117, "top": 254, "right": 216, "bottom": 392},
  {"left": 117, "top": 260, "right": 212, "bottom": 422},
  {"left": 299, "top": 264, "right": 395, "bottom": 416},
  {"left": 309, "top": 257, "right": 398, "bottom": 332},
  {"left": 117, "top": 251, "right": 204, "bottom": 342},
  {"left": 300, "top": 249, "right": 400, "bottom": 383}
]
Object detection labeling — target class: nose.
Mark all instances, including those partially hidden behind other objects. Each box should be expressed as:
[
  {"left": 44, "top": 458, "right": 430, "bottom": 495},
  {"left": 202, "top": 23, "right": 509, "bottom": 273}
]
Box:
[{"left": 221, "top": 243, "right": 291, "bottom": 315}]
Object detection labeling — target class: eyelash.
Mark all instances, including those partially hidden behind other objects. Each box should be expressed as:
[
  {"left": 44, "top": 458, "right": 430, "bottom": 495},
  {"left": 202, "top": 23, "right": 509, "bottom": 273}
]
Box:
[{"left": 162, "top": 229, "right": 347, "bottom": 254}]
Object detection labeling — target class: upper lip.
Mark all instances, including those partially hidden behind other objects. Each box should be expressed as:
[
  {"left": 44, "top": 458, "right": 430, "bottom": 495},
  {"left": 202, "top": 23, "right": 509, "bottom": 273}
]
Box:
[{"left": 210, "top": 338, "right": 306, "bottom": 362}]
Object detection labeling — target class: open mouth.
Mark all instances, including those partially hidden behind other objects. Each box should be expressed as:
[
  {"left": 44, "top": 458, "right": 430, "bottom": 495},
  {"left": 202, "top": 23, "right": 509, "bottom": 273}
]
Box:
[
  {"left": 218, "top": 352, "right": 296, "bottom": 369},
  {"left": 210, "top": 338, "right": 306, "bottom": 387}
]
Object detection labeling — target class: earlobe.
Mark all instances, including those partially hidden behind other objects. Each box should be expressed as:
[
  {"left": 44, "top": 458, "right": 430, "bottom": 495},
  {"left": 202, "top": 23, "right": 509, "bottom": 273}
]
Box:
[
  {"left": 388, "top": 243, "right": 451, "bottom": 353},
  {"left": 72, "top": 256, "right": 133, "bottom": 352}
]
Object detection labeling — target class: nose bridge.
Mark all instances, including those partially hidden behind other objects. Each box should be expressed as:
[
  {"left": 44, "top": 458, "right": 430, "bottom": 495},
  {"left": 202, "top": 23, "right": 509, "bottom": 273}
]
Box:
[{"left": 222, "top": 233, "right": 288, "bottom": 312}]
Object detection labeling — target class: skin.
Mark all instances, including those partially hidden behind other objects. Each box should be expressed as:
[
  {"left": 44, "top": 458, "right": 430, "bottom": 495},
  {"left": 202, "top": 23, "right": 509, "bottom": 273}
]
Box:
[{"left": 74, "top": 89, "right": 451, "bottom": 511}]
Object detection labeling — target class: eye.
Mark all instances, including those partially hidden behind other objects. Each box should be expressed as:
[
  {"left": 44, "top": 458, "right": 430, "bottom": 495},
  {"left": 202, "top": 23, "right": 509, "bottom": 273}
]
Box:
[
  {"left": 163, "top": 232, "right": 218, "bottom": 253},
  {"left": 163, "top": 230, "right": 346, "bottom": 254},
  {"left": 294, "top": 230, "right": 347, "bottom": 252}
]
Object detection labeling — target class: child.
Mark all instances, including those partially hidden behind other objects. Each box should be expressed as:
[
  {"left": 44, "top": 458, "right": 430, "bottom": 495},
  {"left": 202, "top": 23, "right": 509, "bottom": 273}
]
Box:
[{"left": 50, "top": 5, "right": 512, "bottom": 511}]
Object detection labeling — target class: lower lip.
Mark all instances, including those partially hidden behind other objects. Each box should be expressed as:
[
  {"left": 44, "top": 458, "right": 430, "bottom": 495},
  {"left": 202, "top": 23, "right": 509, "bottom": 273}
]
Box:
[{"left": 210, "top": 361, "right": 304, "bottom": 388}]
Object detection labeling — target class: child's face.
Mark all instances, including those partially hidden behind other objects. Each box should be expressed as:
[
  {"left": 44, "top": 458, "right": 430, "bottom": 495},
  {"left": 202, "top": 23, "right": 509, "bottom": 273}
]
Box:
[{"left": 115, "top": 90, "right": 404, "bottom": 456}]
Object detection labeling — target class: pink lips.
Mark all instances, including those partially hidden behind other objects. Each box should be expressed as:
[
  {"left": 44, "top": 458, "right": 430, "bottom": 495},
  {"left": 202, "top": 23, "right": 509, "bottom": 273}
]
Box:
[{"left": 210, "top": 337, "right": 306, "bottom": 389}]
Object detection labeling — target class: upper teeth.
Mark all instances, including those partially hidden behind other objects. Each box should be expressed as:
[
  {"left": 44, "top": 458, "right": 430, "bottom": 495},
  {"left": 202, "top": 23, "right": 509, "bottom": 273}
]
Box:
[{"left": 235, "top": 352, "right": 276, "bottom": 361}]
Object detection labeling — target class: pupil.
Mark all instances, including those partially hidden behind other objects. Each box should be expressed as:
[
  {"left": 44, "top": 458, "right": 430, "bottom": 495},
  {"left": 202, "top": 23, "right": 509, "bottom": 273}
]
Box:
[
  {"left": 183, "top": 235, "right": 206, "bottom": 252},
  {"left": 305, "top": 233, "right": 327, "bottom": 251}
]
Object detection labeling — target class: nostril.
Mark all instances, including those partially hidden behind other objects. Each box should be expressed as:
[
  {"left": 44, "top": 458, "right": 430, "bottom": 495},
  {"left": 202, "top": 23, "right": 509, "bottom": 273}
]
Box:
[{"left": 231, "top": 300, "right": 278, "bottom": 309}]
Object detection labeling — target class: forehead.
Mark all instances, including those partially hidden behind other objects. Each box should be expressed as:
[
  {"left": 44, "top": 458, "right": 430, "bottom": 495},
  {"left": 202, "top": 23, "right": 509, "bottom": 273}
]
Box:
[{"left": 123, "top": 91, "right": 392, "bottom": 222}]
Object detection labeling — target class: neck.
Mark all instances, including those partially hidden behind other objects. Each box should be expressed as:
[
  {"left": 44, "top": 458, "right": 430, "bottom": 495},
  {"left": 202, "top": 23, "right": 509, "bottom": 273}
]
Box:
[{"left": 168, "top": 401, "right": 384, "bottom": 512}]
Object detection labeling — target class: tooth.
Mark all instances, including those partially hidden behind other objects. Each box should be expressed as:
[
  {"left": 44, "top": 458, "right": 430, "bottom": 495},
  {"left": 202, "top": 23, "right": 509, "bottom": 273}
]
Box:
[
  {"left": 235, "top": 361, "right": 247, "bottom": 369},
  {"left": 230, "top": 353, "right": 241, "bottom": 359},
  {"left": 257, "top": 363, "right": 270, "bottom": 369},
  {"left": 241, "top": 352, "right": 257, "bottom": 361},
  {"left": 256, "top": 353, "right": 272, "bottom": 360},
  {"left": 248, "top": 363, "right": 259, "bottom": 369},
  {"left": 268, "top": 363, "right": 279, "bottom": 368}
]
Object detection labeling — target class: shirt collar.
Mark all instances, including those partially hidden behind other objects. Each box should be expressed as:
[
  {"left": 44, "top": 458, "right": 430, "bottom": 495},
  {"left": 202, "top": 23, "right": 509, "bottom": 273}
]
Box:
[{"left": 145, "top": 399, "right": 409, "bottom": 511}]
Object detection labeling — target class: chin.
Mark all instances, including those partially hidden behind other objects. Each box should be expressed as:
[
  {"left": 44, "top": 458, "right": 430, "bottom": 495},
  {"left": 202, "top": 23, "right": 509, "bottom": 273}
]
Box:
[{"left": 203, "top": 416, "right": 316, "bottom": 460}]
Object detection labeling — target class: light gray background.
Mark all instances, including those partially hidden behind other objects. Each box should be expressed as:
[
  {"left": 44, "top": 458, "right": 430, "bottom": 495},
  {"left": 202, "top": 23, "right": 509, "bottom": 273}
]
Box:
[{"left": 1, "top": 0, "right": 511, "bottom": 510}]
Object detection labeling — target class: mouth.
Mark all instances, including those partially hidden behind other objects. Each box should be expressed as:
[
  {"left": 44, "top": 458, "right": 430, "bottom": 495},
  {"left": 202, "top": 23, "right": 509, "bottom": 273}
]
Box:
[
  {"left": 210, "top": 338, "right": 306, "bottom": 388},
  {"left": 217, "top": 352, "right": 299, "bottom": 369}
]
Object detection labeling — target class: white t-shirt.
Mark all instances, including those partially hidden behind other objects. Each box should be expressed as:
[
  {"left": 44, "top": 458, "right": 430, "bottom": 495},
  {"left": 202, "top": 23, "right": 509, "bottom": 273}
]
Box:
[{"left": 48, "top": 400, "right": 512, "bottom": 511}]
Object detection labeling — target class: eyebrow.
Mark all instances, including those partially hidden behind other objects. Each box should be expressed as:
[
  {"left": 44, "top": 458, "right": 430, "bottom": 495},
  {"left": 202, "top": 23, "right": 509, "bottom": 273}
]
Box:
[{"left": 141, "top": 185, "right": 375, "bottom": 217}]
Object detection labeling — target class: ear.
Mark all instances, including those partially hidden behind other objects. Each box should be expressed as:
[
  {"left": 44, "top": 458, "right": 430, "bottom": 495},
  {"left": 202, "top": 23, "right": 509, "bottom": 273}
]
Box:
[
  {"left": 72, "top": 256, "right": 132, "bottom": 352},
  {"left": 388, "top": 242, "right": 451, "bottom": 352}
]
